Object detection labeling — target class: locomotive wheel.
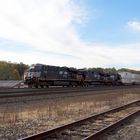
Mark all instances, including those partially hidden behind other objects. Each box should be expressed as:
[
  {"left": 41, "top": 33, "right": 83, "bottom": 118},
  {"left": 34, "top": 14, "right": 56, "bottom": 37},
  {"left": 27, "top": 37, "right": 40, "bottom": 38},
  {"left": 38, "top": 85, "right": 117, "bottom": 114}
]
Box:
[
  {"left": 40, "top": 85, "right": 44, "bottom": 88},
  {"left": 28, "top": 84, "right": 32, "bottom": 88},
  {"left": 35, "top": 84, "right": 38, "bottom": 88}
]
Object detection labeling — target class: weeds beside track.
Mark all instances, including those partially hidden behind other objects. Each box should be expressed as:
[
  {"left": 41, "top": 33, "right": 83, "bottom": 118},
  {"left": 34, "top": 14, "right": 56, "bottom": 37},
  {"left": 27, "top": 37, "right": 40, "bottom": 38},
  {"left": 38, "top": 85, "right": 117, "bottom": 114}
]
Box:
[{"left": 20, "top": 100, "right": 140, "bottom": 140}]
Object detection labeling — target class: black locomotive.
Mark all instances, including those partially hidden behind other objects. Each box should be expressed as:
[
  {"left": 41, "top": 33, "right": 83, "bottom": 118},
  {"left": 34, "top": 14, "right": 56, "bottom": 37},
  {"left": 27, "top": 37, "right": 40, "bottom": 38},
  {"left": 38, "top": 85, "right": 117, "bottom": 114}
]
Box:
[{"left": 24, "top": 64, "right": 121, "bottom": 88}]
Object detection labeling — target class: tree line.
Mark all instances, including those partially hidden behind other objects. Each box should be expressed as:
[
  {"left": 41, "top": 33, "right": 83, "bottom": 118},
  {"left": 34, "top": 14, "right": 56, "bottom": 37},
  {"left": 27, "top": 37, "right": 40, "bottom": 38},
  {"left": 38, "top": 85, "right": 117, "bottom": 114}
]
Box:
[
  {"left": 88, "top": 67, "right": 140, "bottom": 74},
  {"left": 0, "top": 61, "right": 29, "bottom": 80}
]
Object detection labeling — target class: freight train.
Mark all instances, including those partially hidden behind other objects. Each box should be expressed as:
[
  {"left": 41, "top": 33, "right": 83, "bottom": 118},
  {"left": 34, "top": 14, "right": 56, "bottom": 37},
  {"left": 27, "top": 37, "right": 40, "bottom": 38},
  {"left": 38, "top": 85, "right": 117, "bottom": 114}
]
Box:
[{"left": 24, "top": 64, "right": 140, "bottom": 88}]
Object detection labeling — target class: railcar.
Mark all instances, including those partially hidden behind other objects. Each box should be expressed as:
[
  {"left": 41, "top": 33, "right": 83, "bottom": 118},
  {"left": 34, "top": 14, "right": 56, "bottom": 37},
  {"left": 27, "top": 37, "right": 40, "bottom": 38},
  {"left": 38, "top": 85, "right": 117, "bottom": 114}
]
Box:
[
  {"left": 119, "top": 72, "right": 140, "bottom": 85},
  {"left": 78, "top": 70, "right": 121, "bottom": 85}
]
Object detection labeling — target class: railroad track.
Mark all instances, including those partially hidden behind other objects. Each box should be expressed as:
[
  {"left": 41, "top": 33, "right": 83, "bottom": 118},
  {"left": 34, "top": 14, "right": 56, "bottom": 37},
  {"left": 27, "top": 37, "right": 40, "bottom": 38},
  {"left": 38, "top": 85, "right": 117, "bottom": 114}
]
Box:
[
  {"left": 0, "top": 87, "right": 126, "bottom": 105},
  {"left": 20, "top": 100, "right": 140, "bottom": 140},
  {"left": 0, "top": 85, "right": 139, "bottom": 99}
]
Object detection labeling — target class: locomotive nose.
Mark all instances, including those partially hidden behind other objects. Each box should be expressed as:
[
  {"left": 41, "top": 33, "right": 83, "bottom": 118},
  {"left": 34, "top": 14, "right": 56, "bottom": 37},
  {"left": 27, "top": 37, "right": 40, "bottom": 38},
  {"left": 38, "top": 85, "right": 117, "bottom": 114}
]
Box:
[{"left": 27, "top": 72, "right": 33, "bottom": 78}]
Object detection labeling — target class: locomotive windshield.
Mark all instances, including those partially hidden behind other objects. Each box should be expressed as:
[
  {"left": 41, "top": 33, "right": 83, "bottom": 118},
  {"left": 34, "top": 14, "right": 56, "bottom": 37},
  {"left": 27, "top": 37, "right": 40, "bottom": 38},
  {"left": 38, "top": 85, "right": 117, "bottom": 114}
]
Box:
[{"left": 28, "top": 64, "right": 42, "bottom": 72}]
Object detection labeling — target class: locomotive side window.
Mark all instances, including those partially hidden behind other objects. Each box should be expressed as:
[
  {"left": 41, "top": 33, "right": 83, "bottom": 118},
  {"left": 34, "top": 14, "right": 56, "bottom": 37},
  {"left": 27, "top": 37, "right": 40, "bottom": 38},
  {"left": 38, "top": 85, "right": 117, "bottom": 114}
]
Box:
[
  {"left": 64, "top": 71, "right": 68, "bottom": 75},
  {"left": 34, "top": 65, "right": 42, "bottom": 71},
  {"left": 59, "top": 71, "right": 63, "bottom": 74},
  {"left": 42, "top": 65, "right": 47, "bottom": 70},
  {"left": 44, "top": 71, "right": 47, "bottom": 74}
]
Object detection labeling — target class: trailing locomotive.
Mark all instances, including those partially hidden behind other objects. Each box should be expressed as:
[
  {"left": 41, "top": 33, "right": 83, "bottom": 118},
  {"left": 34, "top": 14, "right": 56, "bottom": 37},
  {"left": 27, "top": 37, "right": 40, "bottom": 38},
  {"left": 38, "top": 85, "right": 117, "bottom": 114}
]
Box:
[
  {"left": 24, "top": 63, "right": 140, "bottom": 88},
  {"left": 24, "top": 64, "right": 122, "bottom": 88}
]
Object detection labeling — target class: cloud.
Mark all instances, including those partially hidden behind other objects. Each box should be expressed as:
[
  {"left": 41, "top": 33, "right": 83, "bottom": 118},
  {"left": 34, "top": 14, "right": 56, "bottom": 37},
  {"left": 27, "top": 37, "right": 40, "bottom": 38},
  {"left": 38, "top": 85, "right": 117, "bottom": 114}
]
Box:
[
  {"left": 127, "top": 20, "right": 140, "bottom": 32},
  {"left": 0, "top": 0, "right": 140, "bottom": 69},
  {"left": 0, "top": 0, "right": 88, "bottom": 54}
]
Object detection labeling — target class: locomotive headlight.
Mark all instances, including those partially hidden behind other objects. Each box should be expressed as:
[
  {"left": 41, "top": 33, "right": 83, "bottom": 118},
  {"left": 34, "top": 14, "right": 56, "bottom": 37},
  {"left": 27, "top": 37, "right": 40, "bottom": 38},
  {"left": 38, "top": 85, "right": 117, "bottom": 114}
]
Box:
[{"left": 28, "top": 72, "right": 34, "bottom": 78}]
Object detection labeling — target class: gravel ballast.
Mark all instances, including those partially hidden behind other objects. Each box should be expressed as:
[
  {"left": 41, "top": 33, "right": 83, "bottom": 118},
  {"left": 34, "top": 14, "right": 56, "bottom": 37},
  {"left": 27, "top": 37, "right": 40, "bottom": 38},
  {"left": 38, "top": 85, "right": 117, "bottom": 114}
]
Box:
[
  {"left": 101, "top": 114, "right": 140, "bottom": 140},
  {"left": 0, "top": 87, "right": 140, "bottom": 139}
]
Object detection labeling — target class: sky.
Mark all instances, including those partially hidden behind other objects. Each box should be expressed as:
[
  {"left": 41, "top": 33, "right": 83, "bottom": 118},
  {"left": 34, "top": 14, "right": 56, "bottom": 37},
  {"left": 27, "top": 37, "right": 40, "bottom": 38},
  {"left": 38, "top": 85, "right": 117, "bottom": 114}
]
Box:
[{"left": 0, "top": 0, "right": 140, "bottom": 70}]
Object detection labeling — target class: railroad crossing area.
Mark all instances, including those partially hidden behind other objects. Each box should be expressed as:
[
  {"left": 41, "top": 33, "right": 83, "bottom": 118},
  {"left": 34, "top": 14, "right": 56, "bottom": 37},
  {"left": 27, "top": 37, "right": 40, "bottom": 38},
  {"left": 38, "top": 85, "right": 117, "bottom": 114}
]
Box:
[{"left": 0, "top": 80, "right": 27, "bottom": 88}]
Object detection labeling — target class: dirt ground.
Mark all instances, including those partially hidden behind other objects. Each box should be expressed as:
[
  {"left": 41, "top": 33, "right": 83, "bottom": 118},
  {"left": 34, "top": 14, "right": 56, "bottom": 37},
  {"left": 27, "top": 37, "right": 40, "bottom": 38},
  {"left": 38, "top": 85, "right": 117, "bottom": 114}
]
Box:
[{"left": 0, "top": 87, "right": 140, "bottom": 139}]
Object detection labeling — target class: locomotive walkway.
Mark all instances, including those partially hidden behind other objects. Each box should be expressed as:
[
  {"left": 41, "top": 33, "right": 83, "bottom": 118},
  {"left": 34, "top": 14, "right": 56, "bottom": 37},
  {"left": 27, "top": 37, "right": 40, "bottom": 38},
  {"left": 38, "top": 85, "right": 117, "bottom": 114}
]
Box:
[{"left": 19, "top": 100, "right": 140, "bottom": 140}]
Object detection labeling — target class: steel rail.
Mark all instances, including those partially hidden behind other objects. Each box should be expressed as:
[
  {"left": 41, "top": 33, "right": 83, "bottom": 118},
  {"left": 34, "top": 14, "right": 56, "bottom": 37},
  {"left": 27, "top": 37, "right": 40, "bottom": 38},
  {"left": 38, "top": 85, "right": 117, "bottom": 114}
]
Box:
[
  {"left": 19, "top": 99, "right": 140, "bottom": 140},
  {"left": 1, "top": 87, "right": 139, "bottom": 105},
  {"left": 0, "top": 86, "right": 107, "bottom": 98},
  {"left": 0, "top": 85, "right": 124, "bottom": 94},
  {"left": 0, "top": 90, "right": 121, "bottom": 105},
  {"left": 83, "top": 110, "right": 140, "bottom": 140},
  {"left": 1, "top": 85, "right": 139, "bottom": 94},
  {"left": 0, "top": 85, "right": 139, "bottom": 99},
  {"left": 0, "top": 89, "right": 138, "bottom": 105}
]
